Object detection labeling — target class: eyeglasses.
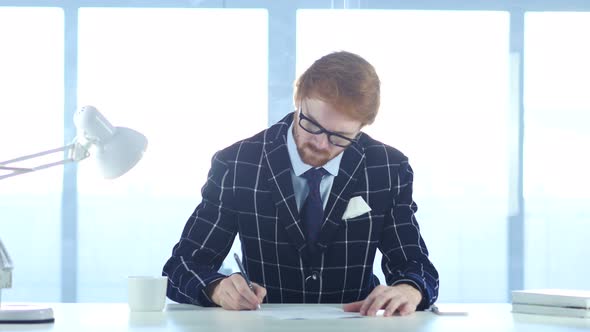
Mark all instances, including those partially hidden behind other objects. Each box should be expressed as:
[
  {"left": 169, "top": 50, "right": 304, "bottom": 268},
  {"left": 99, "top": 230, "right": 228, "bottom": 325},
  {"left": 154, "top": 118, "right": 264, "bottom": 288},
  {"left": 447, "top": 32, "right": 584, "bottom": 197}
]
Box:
[{"left": 297, "top": 109, "right": 359, "bottom": 148}]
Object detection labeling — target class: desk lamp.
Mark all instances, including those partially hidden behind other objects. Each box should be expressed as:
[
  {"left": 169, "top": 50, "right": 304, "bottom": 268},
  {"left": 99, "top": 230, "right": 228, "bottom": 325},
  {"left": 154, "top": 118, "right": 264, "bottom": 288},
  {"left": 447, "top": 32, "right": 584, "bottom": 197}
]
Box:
[{"left": 0, "top": 105, "right": 148, "bottom": 324}]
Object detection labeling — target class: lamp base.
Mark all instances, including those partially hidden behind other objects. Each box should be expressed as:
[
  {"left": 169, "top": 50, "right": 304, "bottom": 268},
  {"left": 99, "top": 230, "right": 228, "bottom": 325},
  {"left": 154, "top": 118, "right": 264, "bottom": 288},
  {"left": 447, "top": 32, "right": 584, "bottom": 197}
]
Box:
[{"left": 0, "top": 304, "right": 54, "bottom": 324}]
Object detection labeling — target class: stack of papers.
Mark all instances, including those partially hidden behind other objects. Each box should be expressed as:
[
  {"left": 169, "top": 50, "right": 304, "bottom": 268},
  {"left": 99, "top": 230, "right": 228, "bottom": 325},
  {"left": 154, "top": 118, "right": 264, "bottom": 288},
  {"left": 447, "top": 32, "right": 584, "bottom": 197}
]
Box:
[
  {"left": 511, "top": 289, "right": 590, "bottom": 318},
  {"left": 253, "top": 306, "right": 384, "bottom": 320}
]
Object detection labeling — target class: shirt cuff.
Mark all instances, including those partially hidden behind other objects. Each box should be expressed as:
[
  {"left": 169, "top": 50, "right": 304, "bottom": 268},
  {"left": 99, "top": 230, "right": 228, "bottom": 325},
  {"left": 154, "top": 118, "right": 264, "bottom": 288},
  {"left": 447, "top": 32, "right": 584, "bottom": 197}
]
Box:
[
  {"left": 194, "top": 273, "right": 227, "bottom": 307},
  {"left": 391, "top": 275, "right": 433, "bottom": 310}
]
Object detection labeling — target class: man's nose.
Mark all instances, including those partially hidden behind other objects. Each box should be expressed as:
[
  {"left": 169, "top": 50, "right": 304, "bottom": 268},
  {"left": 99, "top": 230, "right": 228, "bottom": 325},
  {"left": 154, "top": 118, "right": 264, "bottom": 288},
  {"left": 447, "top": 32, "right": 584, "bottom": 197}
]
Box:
[{"left": 313, "top": 133, "right": 331, "bottom": 149}]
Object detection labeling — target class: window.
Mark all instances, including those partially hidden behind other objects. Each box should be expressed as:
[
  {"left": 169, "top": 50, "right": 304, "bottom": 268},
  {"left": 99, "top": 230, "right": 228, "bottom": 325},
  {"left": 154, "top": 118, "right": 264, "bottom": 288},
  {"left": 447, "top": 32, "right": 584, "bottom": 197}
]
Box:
[
  {"left": 76, "top": 8, "right": 267, "bottom": 301},
  {"left": 298, "top": 10, "right": 510, "bottom": 301},
  {"left": 523, "top": 12, "right": 590, "bottom": 290},
  {"left": 0, "top": 7, "right": 64, "bottom": 302}
]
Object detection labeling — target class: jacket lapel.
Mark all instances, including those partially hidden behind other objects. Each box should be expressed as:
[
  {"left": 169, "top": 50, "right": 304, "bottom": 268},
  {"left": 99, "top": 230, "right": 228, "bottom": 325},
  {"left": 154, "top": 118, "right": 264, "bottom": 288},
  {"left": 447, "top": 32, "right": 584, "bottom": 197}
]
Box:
[
  {"left": 263, "top": 118, "right": 308, "bottom": 258},
  {"left": 316, "top": 142, "right": 365, "bottom": 253}
]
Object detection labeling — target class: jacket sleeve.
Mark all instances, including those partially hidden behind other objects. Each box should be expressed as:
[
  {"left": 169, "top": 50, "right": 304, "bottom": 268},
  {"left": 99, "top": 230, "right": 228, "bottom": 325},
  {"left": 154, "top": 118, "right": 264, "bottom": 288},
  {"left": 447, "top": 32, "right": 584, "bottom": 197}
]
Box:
[
  {"left": 380, "top": 160, "right": 439, "bottom": 310},
  {"left": 162, "top": 151, "right": 238, "bottom": 306}
]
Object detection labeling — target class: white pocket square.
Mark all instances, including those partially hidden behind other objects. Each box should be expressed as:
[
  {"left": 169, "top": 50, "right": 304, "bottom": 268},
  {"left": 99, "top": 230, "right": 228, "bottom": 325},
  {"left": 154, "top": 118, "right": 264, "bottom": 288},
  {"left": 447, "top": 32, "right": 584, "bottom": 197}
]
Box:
[{"left": 342, "top": 196, "right": 372, "bottom": 220}]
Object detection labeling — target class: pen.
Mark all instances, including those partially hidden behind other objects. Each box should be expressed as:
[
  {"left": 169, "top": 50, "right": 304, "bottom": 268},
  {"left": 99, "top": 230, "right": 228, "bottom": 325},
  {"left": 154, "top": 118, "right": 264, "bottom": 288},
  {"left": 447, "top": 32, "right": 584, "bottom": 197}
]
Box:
[{"left": 233, "top": 253, "right": 261, "bottom": 310}]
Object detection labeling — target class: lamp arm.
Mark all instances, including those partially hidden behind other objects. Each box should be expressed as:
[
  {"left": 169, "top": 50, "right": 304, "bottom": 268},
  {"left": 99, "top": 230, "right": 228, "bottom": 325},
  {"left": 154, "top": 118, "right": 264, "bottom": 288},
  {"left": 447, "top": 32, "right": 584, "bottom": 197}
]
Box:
[{"left": 0, "top": 142, "right": 90, "bottom": 180}]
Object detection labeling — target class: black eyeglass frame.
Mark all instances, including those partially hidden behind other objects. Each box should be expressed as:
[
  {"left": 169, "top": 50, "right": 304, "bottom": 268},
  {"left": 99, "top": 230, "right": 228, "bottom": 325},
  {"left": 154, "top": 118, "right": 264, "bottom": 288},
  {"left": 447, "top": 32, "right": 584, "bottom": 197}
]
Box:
[{"left": 297, "top": 109, "right": 360, "bottom": 148}]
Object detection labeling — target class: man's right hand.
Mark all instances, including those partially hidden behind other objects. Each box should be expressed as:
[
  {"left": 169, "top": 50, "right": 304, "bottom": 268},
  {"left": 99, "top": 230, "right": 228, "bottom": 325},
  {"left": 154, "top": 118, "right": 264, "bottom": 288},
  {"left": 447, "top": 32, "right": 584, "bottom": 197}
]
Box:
[{"left": 206, "top": 274, "right": 266, "bottom": 310}]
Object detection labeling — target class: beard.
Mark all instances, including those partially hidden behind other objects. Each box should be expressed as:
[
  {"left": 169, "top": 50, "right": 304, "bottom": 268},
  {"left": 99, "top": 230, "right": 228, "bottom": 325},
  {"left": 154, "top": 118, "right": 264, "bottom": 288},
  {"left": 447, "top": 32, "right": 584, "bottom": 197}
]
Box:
[
  {"left": 293, "top": 127, "right": 333, "bottom": 167},
  {"left": 297, "top": 142, "right": 332, "bottom": 167}
]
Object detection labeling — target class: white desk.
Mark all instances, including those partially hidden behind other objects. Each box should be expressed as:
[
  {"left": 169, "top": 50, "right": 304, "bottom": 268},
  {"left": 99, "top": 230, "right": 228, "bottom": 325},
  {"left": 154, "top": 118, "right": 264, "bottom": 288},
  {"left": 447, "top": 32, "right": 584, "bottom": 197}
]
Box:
[{"left": 0, "top": 303, "right": 588, "bottom": 332}]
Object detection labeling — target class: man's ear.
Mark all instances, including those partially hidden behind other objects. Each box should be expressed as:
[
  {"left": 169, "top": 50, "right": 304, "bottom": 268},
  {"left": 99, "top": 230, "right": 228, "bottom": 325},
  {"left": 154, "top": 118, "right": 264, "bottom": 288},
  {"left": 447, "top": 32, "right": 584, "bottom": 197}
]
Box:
[
  {"left": 293, "top": 105, "right": 301, "bottom": 121},
  {"left": 293, "top": 98, "right": 302, "bottom": 112}
]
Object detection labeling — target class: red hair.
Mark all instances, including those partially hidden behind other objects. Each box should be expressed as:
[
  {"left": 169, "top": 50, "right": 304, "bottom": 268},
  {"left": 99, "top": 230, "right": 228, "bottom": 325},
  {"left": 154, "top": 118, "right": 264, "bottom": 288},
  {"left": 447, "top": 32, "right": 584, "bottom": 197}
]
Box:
[{"left": 294, "top": 51, "right": 380, "bottom": 125}]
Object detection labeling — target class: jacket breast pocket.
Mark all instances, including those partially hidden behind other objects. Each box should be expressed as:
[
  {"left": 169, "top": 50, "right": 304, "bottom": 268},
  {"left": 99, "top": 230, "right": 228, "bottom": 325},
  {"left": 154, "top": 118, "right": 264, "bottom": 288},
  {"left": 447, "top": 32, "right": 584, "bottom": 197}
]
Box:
[
  {"left": 342, "top": 211, "right": 382, "bottom": 222},
  {"left": 341, "top": 212, "right": 385, "bottom": 241}
]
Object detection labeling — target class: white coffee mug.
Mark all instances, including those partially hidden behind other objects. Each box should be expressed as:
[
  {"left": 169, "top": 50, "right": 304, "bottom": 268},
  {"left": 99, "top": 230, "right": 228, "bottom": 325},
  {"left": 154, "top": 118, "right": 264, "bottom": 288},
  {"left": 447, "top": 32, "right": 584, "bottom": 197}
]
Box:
[{"left": 127, "top": 276, "right": 168, "bottom": 312}]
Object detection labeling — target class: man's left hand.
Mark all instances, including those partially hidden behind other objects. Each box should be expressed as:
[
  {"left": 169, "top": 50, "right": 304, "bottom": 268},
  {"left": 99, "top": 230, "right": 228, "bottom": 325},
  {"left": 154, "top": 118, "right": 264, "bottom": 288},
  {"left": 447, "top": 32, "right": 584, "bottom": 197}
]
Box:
[{"left": 343, "top": 284, "right": 422, "bottom": 317}]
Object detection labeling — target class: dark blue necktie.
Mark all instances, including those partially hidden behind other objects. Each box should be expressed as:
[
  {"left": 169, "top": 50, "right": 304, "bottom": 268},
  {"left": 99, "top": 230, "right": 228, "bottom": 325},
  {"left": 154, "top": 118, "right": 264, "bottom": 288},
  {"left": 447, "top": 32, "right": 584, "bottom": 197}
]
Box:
[{"left": 301, "top": 167, "right": 328, "bottom": 252}]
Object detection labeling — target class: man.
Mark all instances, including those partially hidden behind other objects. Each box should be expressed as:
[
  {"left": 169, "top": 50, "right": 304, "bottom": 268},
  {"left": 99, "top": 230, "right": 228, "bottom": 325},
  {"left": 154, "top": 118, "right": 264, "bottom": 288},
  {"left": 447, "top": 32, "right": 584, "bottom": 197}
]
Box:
[{"left": 163, "top": 51, "right": 439, "bottom": 317}]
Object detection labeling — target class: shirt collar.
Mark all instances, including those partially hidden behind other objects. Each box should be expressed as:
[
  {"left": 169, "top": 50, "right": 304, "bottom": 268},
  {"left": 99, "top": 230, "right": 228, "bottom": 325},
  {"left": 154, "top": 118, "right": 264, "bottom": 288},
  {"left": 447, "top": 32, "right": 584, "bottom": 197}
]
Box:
[{"left": 287, "top": 121, "right": 343, "bottom": 177}]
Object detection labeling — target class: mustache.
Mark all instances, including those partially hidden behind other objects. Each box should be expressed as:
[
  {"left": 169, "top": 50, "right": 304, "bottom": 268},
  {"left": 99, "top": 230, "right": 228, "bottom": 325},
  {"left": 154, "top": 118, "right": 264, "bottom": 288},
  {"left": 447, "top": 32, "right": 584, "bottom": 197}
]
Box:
[{"left": 303, "top": 142, "right": 330, "bottom": 156}]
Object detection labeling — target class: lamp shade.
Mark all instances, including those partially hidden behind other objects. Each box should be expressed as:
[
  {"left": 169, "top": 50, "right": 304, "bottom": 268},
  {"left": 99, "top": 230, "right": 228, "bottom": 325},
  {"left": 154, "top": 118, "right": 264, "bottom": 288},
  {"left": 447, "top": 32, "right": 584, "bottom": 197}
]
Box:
[
  {"left": 94, "top": 127, "right": 147, "bottom": 179},
  {"left": 74, "top": 105, "right": 147, "bottom": 179}
]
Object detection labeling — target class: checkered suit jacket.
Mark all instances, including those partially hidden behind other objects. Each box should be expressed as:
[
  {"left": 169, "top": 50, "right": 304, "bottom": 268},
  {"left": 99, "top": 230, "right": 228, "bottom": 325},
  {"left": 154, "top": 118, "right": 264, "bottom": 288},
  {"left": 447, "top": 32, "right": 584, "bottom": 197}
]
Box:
[{"left": 163, "top": 112, "right": 439, "bottom": 309}]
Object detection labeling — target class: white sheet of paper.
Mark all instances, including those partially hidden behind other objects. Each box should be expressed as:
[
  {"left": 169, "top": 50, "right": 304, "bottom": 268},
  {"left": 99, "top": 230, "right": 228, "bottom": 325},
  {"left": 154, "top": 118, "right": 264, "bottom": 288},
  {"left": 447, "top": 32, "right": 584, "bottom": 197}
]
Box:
[{"left": 253, "top": 306, "right": 384, "bottom": 320}]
